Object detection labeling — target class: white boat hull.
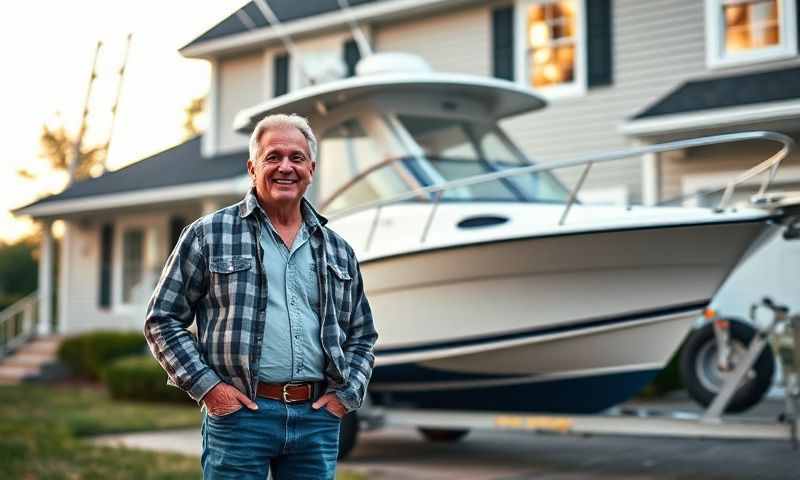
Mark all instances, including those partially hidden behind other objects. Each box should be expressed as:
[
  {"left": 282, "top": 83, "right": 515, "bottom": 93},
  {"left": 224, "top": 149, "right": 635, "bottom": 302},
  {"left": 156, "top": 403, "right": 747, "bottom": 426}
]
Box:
[{"left": 357, "top": 218, "right": 772, "bottom": 413}]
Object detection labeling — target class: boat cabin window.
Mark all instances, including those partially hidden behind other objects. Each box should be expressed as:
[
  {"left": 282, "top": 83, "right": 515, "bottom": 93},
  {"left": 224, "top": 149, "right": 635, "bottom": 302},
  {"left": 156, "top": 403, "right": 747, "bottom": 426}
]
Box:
[
  {"left": 318, "top": 119, "right": 415, "bottom": 212},
  {"left": 397, "top": 115, "right": 569, "bottom": 202}
]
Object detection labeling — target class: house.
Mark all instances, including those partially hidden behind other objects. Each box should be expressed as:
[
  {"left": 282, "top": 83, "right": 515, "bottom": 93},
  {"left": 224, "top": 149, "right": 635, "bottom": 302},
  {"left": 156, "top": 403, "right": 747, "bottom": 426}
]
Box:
[{"left": 10, "top": 0, "right": 800, "bottom": 343}]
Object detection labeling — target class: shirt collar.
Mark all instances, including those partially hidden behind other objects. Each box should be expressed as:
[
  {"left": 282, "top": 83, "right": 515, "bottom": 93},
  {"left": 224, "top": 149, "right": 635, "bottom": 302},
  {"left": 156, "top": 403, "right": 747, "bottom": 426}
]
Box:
[{"left": 238, "top": 187, "right": 328, "bottom": 230}]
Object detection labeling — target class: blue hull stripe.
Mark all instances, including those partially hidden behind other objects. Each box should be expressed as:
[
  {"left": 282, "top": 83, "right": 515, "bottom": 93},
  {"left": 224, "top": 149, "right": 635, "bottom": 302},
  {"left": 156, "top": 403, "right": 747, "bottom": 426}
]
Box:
[
  {"left": 376, "top": 300, "right": 707, "bottom": 356},
  {"left": 370, "top": 369, "right": 661, "bottom": 414}
]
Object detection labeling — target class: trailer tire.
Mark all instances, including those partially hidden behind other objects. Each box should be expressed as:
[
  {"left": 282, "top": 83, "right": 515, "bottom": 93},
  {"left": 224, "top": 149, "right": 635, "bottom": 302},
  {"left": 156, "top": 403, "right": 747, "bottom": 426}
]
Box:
[
  {"left": 418, "top": 428, "right": 470, "bottom": 442},
  {"left": 680, "top": 319, "right": 774, "bottom": 413},
  {"left": 337, "top": 412, "right": 359, "bottom": 460}
]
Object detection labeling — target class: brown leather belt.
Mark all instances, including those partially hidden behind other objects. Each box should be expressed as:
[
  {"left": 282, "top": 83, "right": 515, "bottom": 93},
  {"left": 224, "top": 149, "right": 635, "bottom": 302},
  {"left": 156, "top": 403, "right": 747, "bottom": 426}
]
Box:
[{"left": 256, "top": 382, "right": 322, "bottom": 404}]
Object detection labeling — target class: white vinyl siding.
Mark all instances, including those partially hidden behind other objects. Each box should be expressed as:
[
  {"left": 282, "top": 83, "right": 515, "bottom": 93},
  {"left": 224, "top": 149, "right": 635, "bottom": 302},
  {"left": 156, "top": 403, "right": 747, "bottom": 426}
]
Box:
[
  {"left": 218, "top": 51, "right": 265, "bottom": 152},
  {"left": 374, "top": 6, "right": 491, "bottom": 76}
]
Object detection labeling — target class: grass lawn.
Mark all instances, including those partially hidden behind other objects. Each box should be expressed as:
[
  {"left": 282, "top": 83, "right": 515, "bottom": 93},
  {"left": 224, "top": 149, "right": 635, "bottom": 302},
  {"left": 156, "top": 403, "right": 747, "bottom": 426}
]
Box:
[{"left": 0, "top": 383, "right": 363, "bottom": 479}]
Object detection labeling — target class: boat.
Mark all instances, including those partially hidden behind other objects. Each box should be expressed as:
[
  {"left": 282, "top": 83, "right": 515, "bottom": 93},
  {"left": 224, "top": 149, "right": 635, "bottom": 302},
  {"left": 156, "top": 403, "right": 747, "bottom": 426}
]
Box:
[{"left": 234, "top": 53, "right": 798, "bottom": 414}]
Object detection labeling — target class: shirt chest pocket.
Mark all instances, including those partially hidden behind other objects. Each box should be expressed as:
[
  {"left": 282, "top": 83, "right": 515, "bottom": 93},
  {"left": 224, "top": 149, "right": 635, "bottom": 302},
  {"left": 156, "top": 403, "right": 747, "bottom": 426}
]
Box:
[
  {"left": 327, "top": 263, "right": 352, "bottom": 327},
  {"left": 208, "top": 255, "right": 255, "bottom": 301}
]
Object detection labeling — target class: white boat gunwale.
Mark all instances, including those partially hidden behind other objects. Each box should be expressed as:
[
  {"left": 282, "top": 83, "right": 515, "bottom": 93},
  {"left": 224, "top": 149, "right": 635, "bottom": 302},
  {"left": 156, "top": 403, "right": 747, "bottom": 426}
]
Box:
[{"left": 355, "top": 212, "right": 779, "bottom": 266}]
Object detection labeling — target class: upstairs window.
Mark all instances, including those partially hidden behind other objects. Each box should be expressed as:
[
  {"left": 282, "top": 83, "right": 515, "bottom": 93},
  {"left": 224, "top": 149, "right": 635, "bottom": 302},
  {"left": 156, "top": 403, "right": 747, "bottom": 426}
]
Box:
[
  {"left": 516, "top": 0, "right": 587, "bottom": 98},
  {"left": 706, "top": 0, "right": 798, "bottom": 68}
]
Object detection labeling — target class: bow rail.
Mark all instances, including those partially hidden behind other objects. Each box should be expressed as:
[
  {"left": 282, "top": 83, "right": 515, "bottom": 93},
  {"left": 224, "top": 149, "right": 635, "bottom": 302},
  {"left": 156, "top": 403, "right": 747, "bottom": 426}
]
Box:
[{"left": 325, "top": 131, "right": 794, "bottom": 249}]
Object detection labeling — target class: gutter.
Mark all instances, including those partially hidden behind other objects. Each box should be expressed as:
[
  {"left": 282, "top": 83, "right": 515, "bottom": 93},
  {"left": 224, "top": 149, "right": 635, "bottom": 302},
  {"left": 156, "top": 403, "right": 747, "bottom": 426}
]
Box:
[
  {"left": 14, "top": 175, "right": 250, "bottom": 219},
  {"left": 621, "top": 99, "right": 800, "bottom": 138}
]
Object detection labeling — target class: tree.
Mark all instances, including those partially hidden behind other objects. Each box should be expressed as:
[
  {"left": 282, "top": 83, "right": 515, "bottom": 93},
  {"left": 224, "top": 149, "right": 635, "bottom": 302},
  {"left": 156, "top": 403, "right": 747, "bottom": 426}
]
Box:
[
  {"left": 182, "top": 95, "right": 206, "bottom": 139},
  {"left": 19, "top": 114, "right": 107, "bottom": 182},
  {"left": 0, "top": 236, "right": 38, "bottom": 310}
]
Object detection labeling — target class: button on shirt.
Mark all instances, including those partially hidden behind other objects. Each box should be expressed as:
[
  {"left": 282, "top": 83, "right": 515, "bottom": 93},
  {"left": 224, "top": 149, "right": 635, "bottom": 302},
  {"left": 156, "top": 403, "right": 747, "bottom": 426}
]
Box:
[{"left": 256, "top": 210, "right": 326, "bottom": 383}]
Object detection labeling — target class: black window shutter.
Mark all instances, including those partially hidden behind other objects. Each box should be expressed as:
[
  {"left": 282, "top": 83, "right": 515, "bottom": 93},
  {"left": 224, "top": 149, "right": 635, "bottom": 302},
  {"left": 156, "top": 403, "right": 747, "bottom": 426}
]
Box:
[
  {"left": 169, "top": 216, "right": 187, "bottom": 251},
  {"left": 343, "top": 39, "right": 361, "bottom": 77},
  {"left": 98, "top": 223, "right": 114, "bottom": 308},
  {"left": 492, "top": 6, "right": 515, "bottom": 81},
  {"left": 587, "top": 0, "right": 613, "bottom": 87},
  {"left": 273, "top": 53, "right": 289, "bottom": 97}
]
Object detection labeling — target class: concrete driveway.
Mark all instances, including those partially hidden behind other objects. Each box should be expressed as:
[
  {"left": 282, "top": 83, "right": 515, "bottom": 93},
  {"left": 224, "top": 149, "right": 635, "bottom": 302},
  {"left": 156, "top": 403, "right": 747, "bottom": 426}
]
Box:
[{"left": 93, "top": 398, "right": 800, "bottom": 479}]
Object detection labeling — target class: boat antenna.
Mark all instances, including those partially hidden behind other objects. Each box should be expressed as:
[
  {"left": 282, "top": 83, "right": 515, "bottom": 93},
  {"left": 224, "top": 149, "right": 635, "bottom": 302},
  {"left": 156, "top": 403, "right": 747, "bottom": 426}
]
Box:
[
  {"left": 336, "top": 0, "right": 373, "bottom": 57},
  {"left": 235, "top": 9, "right": 257, "bottom": 30},
  {"left": 251, "top": 0, "right": 310, "bottom": 86}
]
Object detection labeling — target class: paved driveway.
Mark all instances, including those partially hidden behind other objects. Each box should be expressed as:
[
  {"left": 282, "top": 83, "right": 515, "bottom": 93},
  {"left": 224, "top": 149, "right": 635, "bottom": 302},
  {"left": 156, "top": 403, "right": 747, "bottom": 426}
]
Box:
[{"left": 94, "top": 398, "right": 800, "bottom": 479}]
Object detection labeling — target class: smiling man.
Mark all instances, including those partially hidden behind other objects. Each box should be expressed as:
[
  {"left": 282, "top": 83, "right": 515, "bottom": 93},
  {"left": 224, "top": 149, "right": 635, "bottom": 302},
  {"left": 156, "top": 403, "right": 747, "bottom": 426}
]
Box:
[{"left": 144, "top": 113, "right": 378, "bottom": 479}]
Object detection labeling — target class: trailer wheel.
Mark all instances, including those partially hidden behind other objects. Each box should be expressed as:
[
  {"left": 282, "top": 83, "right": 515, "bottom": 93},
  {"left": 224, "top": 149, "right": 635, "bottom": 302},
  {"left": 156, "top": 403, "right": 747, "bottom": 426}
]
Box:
[
  {"left": 679, "top": 319, "right": 774, "bottom": 413},
  {"left": 418, "top": 428, "right": 470, "bottom": 442},
  {"left": 337, "top": 412, "right": 359, "bottom": 460}
]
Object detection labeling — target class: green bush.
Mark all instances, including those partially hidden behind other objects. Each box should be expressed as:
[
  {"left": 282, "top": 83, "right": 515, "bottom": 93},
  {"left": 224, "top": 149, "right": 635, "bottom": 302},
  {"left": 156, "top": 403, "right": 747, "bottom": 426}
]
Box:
[
  {"left": 102, "top": 355, "right": 192, "bottom": 404},
  {"left": 58, "top": 331, "right": 147, "bottom": 380}
]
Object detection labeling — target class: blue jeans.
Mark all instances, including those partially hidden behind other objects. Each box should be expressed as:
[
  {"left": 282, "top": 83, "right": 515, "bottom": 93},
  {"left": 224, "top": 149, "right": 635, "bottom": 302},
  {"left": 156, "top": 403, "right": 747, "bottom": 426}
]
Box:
[{"left": 201, "top": 396, "right": 341, "bottom": 480}]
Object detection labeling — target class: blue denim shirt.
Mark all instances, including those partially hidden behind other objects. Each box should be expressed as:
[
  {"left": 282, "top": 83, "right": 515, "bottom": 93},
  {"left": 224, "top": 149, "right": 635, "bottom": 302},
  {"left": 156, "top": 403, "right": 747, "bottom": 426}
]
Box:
[{"left": 256, "top": 209, "right": 325, "bottom": 383}]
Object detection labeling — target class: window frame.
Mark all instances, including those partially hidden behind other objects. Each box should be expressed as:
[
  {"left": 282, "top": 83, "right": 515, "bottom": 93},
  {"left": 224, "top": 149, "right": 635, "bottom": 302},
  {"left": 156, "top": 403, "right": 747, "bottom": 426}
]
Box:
[
  {"left": 119, "top": 227, "right": 146, "bottom": 306},
  {"left": 514, "top": 0, "right": 588, "bottom": 99},
  {"left": 705, "top": 0, "right": 798, "bottom": 69},
  {"left": 112, "top": 216, "right": 163, "bottom": 312}
]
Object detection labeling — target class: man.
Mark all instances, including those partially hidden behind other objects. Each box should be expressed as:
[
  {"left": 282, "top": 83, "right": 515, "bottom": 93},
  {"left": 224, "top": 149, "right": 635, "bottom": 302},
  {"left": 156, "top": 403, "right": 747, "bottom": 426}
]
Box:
[{"left": 144, "top": 113, "right": 378, "bottom": 479}]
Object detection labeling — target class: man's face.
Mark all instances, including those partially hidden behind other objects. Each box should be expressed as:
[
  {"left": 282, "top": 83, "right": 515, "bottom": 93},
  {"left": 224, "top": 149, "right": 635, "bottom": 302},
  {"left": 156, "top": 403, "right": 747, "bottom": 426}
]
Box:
[{"left": 247, "top": 125, "right": 315, "bottom": 208}]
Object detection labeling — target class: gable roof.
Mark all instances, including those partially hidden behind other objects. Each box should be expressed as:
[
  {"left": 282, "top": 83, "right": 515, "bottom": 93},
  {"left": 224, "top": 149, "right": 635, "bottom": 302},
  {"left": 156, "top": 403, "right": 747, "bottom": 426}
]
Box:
[
  {"left": 183, "top": 0, "right": 381, "bottom": 50},
  {"left": 631, "top": 66, "right": 800, "bottom": 120},
  {"left": 15, "top": 137, "right": 248, "bottom": 216}
]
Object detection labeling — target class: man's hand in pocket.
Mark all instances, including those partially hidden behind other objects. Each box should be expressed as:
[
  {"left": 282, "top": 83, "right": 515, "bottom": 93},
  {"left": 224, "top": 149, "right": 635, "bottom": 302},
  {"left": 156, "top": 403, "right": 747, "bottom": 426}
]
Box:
[{"left": 202, "top": 383, "right": 258, "bottom": 416}]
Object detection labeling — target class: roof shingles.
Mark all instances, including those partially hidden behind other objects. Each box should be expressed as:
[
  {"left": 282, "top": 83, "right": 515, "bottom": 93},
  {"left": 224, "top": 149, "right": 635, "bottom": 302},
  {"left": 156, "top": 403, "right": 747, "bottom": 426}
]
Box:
[
  {"left": 631, "top": 66, "right": 800, "bottom": 120},
  {"left": 19, "top": 137, "right": 247, "bottom": 210},
  {"left": 183, "top": 0, "right": 381, "bottom": 49}
]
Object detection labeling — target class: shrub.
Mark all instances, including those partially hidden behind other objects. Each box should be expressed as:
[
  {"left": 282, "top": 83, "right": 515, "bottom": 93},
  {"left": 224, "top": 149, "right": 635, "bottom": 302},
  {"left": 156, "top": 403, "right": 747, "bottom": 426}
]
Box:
[
  {"left": 58, "top": 331, "right": 147, "bottom": 380},
  {"left": 102, "top": 355, "right": 192, "bottom": 404}
]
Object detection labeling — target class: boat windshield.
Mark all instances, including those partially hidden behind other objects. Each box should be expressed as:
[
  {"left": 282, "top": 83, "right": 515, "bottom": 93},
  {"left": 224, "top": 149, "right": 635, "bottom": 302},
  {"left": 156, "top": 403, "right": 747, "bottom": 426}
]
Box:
[
  {"left": 396, "top": 115, "right": 569, "bottom": 203},
  {"left": 317, "top": 115, "right": 570, "bottom": 213}
]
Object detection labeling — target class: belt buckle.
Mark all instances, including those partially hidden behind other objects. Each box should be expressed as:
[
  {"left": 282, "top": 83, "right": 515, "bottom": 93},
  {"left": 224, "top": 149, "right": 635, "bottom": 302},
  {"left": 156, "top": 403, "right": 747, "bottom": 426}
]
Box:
[{"left": 282, "top": 383, "right": 305, "bottom": 403}]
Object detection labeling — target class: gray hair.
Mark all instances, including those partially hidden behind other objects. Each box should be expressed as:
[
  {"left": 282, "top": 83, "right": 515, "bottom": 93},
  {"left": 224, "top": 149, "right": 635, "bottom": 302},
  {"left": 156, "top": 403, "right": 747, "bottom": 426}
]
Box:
[{"left": 248, "top": 113, "right": 318, "bottom": 164}]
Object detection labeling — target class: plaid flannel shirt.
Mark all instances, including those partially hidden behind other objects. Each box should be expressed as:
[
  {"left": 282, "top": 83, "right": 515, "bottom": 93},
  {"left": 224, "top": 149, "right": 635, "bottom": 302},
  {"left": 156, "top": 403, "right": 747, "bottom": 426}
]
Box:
[{"left": 144, "top": 189, "right": 378, "bottom": 412}]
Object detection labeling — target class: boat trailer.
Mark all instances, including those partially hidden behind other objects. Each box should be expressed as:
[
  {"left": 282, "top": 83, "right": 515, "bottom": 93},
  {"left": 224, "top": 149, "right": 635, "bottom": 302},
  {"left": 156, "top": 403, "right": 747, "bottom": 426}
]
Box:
[{"left": 354, "top": 298, "right": 800, "bottom": 452}]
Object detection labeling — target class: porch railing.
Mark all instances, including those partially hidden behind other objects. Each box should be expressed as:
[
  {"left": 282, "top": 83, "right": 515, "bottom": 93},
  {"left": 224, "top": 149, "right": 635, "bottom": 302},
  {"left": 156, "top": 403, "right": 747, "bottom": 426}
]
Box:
[
  {"left": 326, "top": 131, "right": 795, "bottom": 251},
  {"left": 0, "top": 291, "right": 39, "bottom": 359}
]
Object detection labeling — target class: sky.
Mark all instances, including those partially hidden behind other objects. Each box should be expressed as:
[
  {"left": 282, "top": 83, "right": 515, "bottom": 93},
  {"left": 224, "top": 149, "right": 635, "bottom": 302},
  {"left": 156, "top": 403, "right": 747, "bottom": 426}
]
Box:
[{"left": 0, "top": 1, "right": 248, "bottom": 242}]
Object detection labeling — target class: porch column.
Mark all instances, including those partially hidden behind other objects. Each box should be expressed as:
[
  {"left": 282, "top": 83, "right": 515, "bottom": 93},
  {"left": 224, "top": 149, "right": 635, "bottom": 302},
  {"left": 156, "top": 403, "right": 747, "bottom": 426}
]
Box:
[
  {"left": 37, "top": 220, "right": 53, "bottom": 336},
  {"left": 642, "top": 150, "right": 662, "bottom": 207}
]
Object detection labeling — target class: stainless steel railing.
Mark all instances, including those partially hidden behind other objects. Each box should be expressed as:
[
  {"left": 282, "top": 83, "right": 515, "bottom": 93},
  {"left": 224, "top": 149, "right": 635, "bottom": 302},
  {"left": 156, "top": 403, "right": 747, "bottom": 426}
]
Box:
[
  {"left": 325, "top": 131, "right": 794, "bottom": 251},
  {"left": 0, "top": 291, "right": 39, "bottom": 359}
]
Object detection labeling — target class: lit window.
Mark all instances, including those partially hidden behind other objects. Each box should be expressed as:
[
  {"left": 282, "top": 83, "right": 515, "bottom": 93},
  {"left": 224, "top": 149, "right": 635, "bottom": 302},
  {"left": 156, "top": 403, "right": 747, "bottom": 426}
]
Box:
[
  {"left": 527, "top": 1, "right": 577, "bottom": 87},
  {"left": 706, "top": 0, "right": 798, "bottom": 67},
  {"left": 517, "top": 0, "right": 586, "bottom": 97},
  {"left": 724, "top": 0, "right": 780, "bottom": 53}
]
